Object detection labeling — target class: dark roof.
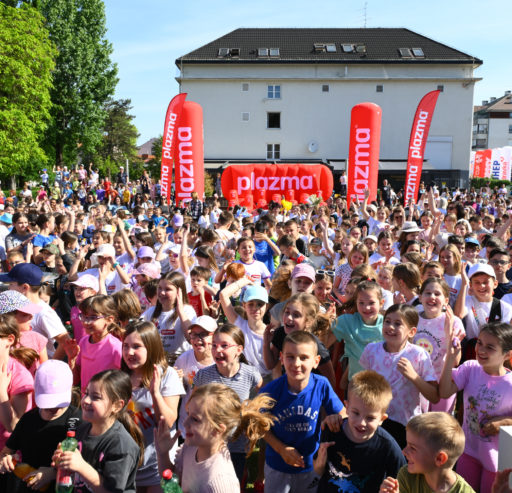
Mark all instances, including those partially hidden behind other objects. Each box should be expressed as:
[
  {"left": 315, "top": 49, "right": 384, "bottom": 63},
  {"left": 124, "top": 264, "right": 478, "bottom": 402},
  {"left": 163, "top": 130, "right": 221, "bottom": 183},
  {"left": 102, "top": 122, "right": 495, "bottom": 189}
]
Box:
[{"left": 176, "top": 28, "right": 482, "bottom": 66}]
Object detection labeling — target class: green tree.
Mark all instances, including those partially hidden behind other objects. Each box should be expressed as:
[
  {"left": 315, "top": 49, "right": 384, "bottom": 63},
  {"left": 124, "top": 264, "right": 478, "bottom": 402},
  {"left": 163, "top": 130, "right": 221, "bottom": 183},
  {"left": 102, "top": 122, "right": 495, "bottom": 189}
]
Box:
[
  {"left": 0, "top": 3, "right": 55, "bottom": 180},
  {"left": 146, "top": 135, "right": 163, "bottom": 179},
  {"left": 39, "top": 0, "right": 118, "bottom": 166}
]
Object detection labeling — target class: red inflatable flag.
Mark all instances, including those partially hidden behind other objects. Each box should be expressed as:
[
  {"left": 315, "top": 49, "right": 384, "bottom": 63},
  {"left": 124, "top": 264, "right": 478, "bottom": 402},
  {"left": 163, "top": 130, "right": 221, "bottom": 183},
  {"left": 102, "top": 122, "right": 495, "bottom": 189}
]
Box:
[
  {"left": 404, "top": 90, "right": 440, "bottom": 205},
  {"left": 346, "top": 103, "right": 381, "bottom": 206},
  {"left": 174, "top": 101, "right": 204, "bottom": 205},
  {"left": 161, "top": 93, "right": 187, "bottom": 204}
]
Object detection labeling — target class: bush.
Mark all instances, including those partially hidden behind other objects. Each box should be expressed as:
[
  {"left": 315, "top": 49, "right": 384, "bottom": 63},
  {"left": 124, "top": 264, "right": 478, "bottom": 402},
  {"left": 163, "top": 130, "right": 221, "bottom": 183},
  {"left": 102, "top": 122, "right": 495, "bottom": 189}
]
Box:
[{"left": 470, "top": 178, "right": 511, "bottom": 190}]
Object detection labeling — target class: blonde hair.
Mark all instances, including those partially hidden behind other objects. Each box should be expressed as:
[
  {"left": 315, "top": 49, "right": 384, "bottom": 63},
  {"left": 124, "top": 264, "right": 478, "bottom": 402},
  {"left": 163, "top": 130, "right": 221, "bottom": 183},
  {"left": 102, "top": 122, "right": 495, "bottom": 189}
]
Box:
[
  {"left": 348, "top": 370, "right": 393, "bottom": 412},
  {"left": 439, "top": 244, "right": 462, "bottom": 274},
  {"left": 283, "top": 293, "right": 330, "bottom": 341},
  {"left": 112, "top": 289, "right": 142, "bottom": 326},
  {"left": 407, "top": 412, "right": 465, "bottom": 468},
  {"left": 189, "top": 383, "right": 276, "bottom": 456},
  {"left": 269, "top": 260, "right": 295, "bottom": 302}
]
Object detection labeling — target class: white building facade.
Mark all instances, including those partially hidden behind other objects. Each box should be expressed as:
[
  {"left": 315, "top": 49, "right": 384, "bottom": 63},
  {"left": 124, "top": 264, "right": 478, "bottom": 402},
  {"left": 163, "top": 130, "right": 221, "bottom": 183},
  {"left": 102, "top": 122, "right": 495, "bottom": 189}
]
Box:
[
  {"left": 176, "top": 28, "right": 482, "bottom": 187},
  {"left": 473, "top": 92, "right": 512, "bottom": 150}
]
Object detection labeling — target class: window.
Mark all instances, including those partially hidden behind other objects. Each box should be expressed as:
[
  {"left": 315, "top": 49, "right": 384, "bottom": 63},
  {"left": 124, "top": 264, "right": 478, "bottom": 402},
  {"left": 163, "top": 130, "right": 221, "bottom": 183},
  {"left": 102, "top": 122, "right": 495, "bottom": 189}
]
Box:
[
  {"left": 267, "top": 144, "right": 280, "bottom": 160},
  {"left": 241, "top": 83, "right": 249, "bottom": 92},
  {"left": 325, "top": 43, "right": 337, "bottom": 52},
  {"left": 341, "top": 44, "right": 354, "bottom": 53},
  {"left": 376, "top": 85, "right": 383, "bottom": 93},
  {"left": 269, "top": 48, "right": 280, "bottom": 57},
  {"left": 437, "top": 85, "right": 444, "bottom": 92},
  {"left": 476, "top": 139, "right": 487, "bottom": 147},
  {"left": 267, "top": 112, "right": 281, "bottom": 129},
  {"left": 509, "top": 125, "right": 512, "bottom": 134},
  {"left": 355, "top": 44, "right": 366, "bottom": 54},
  {"left": 241, "top": 112, "right": 250, "bottom": 122},
  {"left": 230, "top": 48, "right": 240, "bottom": 57},
  {"left": 258, "top": 48, "right": 269, "bottom": 57},
  {"left": 412, "top": 47, "right": 425, "bottom": 57},
  {"left": 313, "top": 43, "right": 325, "bottom": 52},
  {"left": 217, "top": 48, "right": 229, "bottom": 57},
  {"left": 477, "top": 124, "right": 488, "bottom": 133},
  {"left": 267, "top": 85, "right": 281, "bottom": 99},
  {"left": 322, "top": 85, "right": 329, "bottom": 92},
  {"left": 398, "top": 48, "right": 413, "bottom": 58}
]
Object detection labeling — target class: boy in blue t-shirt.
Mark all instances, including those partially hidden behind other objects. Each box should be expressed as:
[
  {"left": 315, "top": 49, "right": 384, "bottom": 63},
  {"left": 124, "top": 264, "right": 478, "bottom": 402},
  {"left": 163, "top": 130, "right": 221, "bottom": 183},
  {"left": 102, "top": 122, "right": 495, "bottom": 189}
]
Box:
[{"left": 261, "top": 331, "right": 344, "bottom": 493}]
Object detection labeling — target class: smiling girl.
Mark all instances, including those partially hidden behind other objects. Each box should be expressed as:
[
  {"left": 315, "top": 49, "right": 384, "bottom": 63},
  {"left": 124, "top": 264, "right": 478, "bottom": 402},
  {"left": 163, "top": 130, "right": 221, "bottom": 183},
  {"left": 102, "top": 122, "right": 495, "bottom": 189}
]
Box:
[
  {"left": 121, "top": 321, "right": 184, "bottom": 492},
  {"left": 439, "top": 244, "right": 462, "bottom": 307},
  {"left": 360, "top": 304, "right": 439, "bottom": 448},
  {"left": 334, "top": 242, "right": 368, "bottom": 300},
  {"left": 142, "top": 272, "right": 196, "bottom": 363},
  {"left": 193, "top": 324, "right": 262, "bottom": 481}
]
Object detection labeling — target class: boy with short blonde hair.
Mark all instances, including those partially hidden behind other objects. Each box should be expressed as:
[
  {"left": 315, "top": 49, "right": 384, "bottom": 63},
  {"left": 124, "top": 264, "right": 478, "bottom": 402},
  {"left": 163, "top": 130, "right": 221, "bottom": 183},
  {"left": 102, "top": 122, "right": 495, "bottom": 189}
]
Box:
[
  {"left": 380, "top": 412, "right": 474, "bottom": 493},
  {"left": 315, "top": 371, "right": 405, "bottom": 493}
]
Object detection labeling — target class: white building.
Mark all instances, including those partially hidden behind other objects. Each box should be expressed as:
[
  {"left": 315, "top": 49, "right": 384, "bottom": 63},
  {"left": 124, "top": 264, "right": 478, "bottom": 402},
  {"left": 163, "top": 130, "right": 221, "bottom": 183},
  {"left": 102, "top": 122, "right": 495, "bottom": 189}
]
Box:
[
  {"left": 473, "top": 91, "right": 512, "bottom": 150},
  {"left": 176, "top": 28, "right": 482, "bottom": 188}
]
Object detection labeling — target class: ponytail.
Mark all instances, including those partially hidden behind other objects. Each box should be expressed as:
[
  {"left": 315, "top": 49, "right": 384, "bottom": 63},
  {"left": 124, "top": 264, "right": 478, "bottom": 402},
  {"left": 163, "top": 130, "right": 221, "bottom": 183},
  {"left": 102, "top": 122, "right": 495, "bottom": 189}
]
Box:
[
  {"left": 117, "top": 408, "right": 145, "bottom": 467},
  {"left": 0, "top": 313, "right": 38, "bottom": 370}
]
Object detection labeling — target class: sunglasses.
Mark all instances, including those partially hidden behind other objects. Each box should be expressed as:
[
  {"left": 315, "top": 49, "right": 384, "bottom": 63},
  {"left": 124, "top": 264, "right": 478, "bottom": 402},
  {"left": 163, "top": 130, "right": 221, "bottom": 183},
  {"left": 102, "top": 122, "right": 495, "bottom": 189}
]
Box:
[{"left": 316, "top": 269, "right": 335, "bottom": 277}]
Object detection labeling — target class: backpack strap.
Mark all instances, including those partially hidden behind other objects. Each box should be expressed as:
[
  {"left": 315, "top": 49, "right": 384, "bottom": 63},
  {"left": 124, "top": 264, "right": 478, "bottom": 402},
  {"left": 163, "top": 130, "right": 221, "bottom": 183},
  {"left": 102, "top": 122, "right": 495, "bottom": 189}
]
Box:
[{"left": 488, "top": 297, "right": 502, "bottom": 322}]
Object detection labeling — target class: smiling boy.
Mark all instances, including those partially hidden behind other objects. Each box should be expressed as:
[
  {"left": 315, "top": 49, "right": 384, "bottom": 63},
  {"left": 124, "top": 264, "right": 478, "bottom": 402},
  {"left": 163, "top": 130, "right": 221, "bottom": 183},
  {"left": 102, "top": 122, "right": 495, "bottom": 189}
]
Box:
[
  {"left": 314, "top": 370, "right": 405, "bottom": 493},
  {"left": 261, "top": 331, "right": 344, "bottom": 493}
]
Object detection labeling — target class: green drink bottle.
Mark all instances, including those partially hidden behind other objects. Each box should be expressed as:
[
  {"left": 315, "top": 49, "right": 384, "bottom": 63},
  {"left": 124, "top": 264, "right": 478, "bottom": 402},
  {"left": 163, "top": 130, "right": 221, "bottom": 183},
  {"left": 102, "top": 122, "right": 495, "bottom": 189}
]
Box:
[
  {"left": 55, "top": 430, "right": 78, "bottom": 493},
  {"left": 161, "top": 469, "right": 183, "bottom": 493}
]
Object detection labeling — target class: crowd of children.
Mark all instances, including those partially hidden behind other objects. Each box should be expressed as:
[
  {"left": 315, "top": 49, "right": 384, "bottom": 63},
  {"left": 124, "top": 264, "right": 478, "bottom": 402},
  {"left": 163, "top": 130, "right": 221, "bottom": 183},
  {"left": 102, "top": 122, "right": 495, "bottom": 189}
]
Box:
[{"left": 0, "top": 180, "right": 512, "bottom": 492}]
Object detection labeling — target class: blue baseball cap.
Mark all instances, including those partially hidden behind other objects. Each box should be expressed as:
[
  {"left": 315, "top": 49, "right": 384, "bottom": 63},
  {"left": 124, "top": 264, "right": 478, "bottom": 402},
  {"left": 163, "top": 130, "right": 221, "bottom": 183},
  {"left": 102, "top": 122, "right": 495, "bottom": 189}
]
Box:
[
  {"left": 0, "top": 263, "right": 43, "bottom": 286},
  {"left": 242, "top": 285, "right": 269, "bottom": 304},
  {"left": 465, "top": 237, "right": 480, "bottom": 247}
]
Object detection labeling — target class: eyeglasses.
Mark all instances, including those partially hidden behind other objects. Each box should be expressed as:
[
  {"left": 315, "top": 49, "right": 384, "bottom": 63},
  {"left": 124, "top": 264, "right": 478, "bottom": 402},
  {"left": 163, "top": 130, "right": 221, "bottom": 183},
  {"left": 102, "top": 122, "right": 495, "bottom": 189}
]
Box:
[
  {"left": 211, "top": 343, "right": 239, "bottom": 351},
  {"left": 190, "top": 332, "right": 212, "bottom": 341},
  {"left": 316, "top": 269, "right": 335, "bottom": 277},
  {"left": 79, "top": 314, "right": 105, "bottom": 323},
  {"left": 491, "top": 259, "right": 509, "bottom": 265}
]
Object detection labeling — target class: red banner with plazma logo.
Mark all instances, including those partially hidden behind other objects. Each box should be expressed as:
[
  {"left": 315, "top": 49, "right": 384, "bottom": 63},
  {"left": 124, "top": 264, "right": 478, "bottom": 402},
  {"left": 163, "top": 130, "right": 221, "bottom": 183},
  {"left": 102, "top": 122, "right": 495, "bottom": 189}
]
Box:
[{"left": 404, "top": 90, "right": 440, "bottom": 205}]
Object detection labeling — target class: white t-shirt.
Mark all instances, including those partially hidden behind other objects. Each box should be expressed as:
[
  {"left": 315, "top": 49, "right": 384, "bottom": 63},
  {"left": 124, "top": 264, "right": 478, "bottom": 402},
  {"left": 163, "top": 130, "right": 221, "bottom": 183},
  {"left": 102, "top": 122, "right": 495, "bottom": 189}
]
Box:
[
  {"left": 369, "top": 252, "right": 400, "bottom": 268},
  {"left": 79, "top": 267, "right": 128, "bottom": 295},
  {"left": 464, "top": 295, "right": 512, "bottom": 339},
  {"left": 235, "top": 315, "right": 269, "bottom": 377},
  {"left": 443, "top": 274, "right": 462, "bottom": 308},
  {"left": 142, "top": 305, "right": 196, "bottom": 356},
  {"left": 32, "top": 300, "right": 67, "bottom": 357}
]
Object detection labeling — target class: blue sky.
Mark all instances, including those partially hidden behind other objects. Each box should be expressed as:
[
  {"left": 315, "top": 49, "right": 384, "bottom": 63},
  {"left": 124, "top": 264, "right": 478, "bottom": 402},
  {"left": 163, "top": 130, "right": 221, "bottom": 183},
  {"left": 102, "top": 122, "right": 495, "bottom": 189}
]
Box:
[{"left": 104, "top": 0, "right": 512, "bottom": 146}]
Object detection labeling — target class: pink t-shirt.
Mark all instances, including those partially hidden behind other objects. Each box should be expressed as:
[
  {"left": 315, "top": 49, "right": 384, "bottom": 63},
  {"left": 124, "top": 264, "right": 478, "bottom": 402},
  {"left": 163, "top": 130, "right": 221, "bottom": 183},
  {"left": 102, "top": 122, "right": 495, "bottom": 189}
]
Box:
[
  {"left": 70, "top": 306, "right": 85, "bottom": 343},
  {"left": 360, "top": 341, "right": 437, "bottom": 426},
  {"left": 452, "top": 360, "right": 512, "bottom": 472},
  {"left": 77, "top": 333, "right": 122, "bottom": 391},
  {"left": 414, "top": 313, "right": 465, "bottom": 378},
  {"left": 0, "top": 358, "right": 34, "bottom": 449},
  {"left": 19, "top": 330, "right": 48, "bottom": 376}
]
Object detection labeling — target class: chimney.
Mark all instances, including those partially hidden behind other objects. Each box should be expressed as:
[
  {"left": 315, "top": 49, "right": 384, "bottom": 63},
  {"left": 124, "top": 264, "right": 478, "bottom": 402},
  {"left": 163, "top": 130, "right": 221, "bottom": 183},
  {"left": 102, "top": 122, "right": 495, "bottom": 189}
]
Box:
[
  {"left": 505, "top": 90, "right": 511, "bottom": 96},
  {"left": 482, "top": 100, "right": 488, "bottom": 105},
  {"left": 490, "top": 97, "right": 496, "bottom": 101}
]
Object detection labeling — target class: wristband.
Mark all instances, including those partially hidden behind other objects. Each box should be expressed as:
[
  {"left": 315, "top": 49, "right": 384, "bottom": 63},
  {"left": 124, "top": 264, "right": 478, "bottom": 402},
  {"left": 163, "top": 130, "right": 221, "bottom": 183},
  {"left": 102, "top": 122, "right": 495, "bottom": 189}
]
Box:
[{"left": 113, "top": 262, "right": 120, "bottom": 268}]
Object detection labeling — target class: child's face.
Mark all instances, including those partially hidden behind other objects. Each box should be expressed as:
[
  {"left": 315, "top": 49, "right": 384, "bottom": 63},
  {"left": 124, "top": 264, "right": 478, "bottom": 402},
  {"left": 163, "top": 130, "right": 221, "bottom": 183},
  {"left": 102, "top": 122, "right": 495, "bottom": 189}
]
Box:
[
  {"left": 378, "top": 238, "right": 393, "bottom": 255},
  {"left": 81, "top": 381, "right": 117, "bottom": 425},
  {"left": 289, "top": 276, "right": 314, "bottom": 295},
  {"left": 280, "top": 341, "right": 320, "bottom": 388},
  {"left": 173, "top": 232, "right": 183, "bottom": 244},
  {"left": 81, "top": 311, "right": 113, "bottom": 343},
  {"left": 168, "top": 252, "right": 179, "bottom": 269},
  {"left": 344, "top": 392, "right": 387, "bottom": 443},
  {"left": 243, "top": 300, "right": 266, "bottom": 322},
  {"left": 420, "top": 282, "right": 448, "bottom": 318},
  {"left": 190, "top": 275, "right": 207, "bottom": 291},
  {"left": 122, "top": 331, "right": 148, "bottom": 372},
  {"left": 350, "top": 251, "right": 365, "bottom": 268},
  {"left": 464, "top": 246, "right": 479, "bottom": 262},
  {"left": 314, "top": 279, "right": 333, "bottom": 302},
  {"left": 184, "top": 396, "right": 216, "bottom": 449},
  {"left": 382, "top": 311, "right": 416, "bottom": 352},
  {"left": 189, "top": 326, "right": 213, "bottom": 356},
  {"left": 476, "top": 330, "right": 510, "bottom": 371},
  {"left": 489, "top": 254, "right": 510, "bottom": 277},
  {"left": 422, "top": 266, "right": 443, "bottom": 281},
  {"left": 364, "top": 239, "right": 376, "bottom": 254},
  {"left": 14, "top": 310, "right": 33, "bottom": 331},
  {"left": 403, "top": 429, "right": 437, "bottom": 475},
  {"left": 439, "top": 250, "right": 456, "bottom": 272},
  {"left": 113, "top": 237, "right": 124, "bottom": 255},
  {"left": 282, "top": 302, "right": 310, "bottom": 333},
  {"left": 341, "top": 239, "right": 353, "bottom": 256},
  {"left": 157, "top": 280, "right": 178, "bottom": 308},
  {"left": 309, "top": 244, "right": 321, "bottom": 256},
  {"left": 377, "top": 269, "right": 392, "bottom": 291},
  {"left": 238, "top": 240, "right": 255, "bottom": 262},
  {"left": 74, "top": 286, "right": 97, "bottom": 304},
  {"left": 357, "top": 289, "right": 383, "bottom": 324},
  {"left": 420, "top": 216, "right": 432, "bottom": 229},
  {"left": 212, "top": 333, "right": 242, "bottom": 369},
  {"left": 469, "top": 274, "right": 497, "bottom": 302},
  {"left": 155, "top": 229, "right": 166, "bottom": 244}
]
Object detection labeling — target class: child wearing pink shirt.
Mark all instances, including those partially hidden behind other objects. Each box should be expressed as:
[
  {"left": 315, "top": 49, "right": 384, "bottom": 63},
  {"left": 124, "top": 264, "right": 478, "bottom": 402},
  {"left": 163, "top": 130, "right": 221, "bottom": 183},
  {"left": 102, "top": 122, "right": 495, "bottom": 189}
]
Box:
[
  {"left": 65, "top": 295, "right": 122, "bottom": 392},
  {"left": 69, "top": 274, "right": 99, "bottom": 343}
]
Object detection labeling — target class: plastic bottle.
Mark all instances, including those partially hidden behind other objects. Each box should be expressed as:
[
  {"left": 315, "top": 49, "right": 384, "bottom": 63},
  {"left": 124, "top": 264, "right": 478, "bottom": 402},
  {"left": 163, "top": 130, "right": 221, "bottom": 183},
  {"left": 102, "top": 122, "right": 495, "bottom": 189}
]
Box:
[
  {"left": 160, "top": 469, "right": 183, "bottom": 493},
  {"left": 55, "top": 430, "right": 78, "bottom": 493}
]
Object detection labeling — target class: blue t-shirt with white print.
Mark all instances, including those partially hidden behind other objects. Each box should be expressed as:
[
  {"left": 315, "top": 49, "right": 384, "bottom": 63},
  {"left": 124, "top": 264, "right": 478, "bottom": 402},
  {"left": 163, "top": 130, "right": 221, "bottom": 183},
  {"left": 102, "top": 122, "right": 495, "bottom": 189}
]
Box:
[{"left": 261, "top": 373, "right": 343, "bottom": 474}]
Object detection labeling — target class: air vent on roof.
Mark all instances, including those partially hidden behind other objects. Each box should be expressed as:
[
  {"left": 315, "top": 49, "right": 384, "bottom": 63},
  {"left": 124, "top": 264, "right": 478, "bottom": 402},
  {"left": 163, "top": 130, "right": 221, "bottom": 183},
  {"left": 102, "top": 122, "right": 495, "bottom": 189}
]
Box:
[
  {"left": 258, "top": 48, "right": 269, "bottom": 57},
  {"left": 230, "top": 48, "right": 240, "bottom": 57},
  {"left": 490, "top": 97, "right": 496, "bottom": 101},
  {"left": 269, "top": 48, "right": 280, "bottom": 57},
  {"left": 325, "top": 43, "right": 337, "bottom": 53},
  {"left": 505, "top": 91, "right": 511, "bottom": 96},
  {"left": 341, "top": 44, "right": 354, "bottom": 53},
  {"left": 412, "top": 47, "right": 425, "bottom": 57},
  {"left": 313, "top": 43, "right": 326, "bottom": 52},
  {"left": 355, "top": 44, "right": 366, "bottom": 54},
  {"left": 218, "top": 48, "right": 229, "bottom": 57},
  {"left": 398, "top": 48, "right": 413, "bottom": 58}
]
